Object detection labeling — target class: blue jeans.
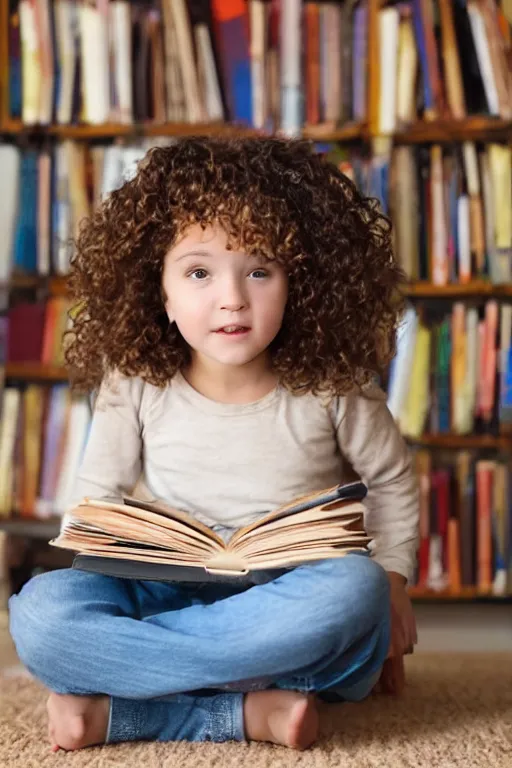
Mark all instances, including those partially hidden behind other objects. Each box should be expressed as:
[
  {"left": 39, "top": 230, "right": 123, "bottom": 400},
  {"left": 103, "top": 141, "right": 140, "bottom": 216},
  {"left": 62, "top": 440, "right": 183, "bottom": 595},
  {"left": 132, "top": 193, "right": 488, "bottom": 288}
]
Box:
[{"left": 8, "top": 554, "right": 390, "bottom": 744}]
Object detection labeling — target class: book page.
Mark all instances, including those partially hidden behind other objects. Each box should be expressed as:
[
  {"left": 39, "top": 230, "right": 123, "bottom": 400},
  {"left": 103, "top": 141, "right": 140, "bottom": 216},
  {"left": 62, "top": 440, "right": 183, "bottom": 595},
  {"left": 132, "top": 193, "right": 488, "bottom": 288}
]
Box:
[
  {"left": 230, "top": 500, "right": 365, "bottom": 548},
  {"left": 229, "top": 483, "right": 366, "bottom": 545},
  {"left": 53, "top": 541, "right": 208, "bottom": 567},
  {"left": 238, "top": 539, "right": 369, "bottom": 565},
  {"left": 233, "top": 519, "right": 369, "bottom": 559},
  {"left": 122, "top": 495, "right": 221, "bottom": 542},
  {"left": 239, "top": 547, "right": 367, "bottom": 571},
  {"left": 57, "top": 521, "right": 215, "bottom": 555},
  {"left": 66, "top": 503, "right": 223, "bottom": 554},
  {"left": 76, "top": 498, "right": 225, "bottom": 548}
]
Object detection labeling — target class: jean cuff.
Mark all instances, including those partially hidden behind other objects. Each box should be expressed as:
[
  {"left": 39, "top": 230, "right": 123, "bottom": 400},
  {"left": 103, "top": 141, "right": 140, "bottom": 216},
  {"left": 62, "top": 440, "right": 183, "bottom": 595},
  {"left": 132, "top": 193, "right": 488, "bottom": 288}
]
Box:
[
  {"left": 207, "top": 693, "right": 245, "bottom": 742},
  {"left": 107, "top": 696, "right": 148, "bottom": 743},
  {"left": 106, "top": 693, "right": 245, "bottom": 744}
]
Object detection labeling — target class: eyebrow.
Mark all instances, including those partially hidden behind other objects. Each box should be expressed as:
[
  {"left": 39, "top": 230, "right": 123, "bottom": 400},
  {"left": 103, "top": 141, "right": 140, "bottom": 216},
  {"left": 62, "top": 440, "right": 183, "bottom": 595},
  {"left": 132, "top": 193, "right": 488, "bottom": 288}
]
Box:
[
  {"left": 174, "top": 249, "right": 213, "bottom": 263},
  {"left": 174, "top": 248, "right": 265, "bottom": 263}
]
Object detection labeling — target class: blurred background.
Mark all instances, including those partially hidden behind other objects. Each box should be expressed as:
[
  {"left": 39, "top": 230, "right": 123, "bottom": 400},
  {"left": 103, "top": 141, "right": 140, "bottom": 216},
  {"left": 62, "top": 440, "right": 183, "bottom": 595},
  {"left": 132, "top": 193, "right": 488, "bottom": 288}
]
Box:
[{"left": 0, "top": 0, "right": 511, "bottom": 656}]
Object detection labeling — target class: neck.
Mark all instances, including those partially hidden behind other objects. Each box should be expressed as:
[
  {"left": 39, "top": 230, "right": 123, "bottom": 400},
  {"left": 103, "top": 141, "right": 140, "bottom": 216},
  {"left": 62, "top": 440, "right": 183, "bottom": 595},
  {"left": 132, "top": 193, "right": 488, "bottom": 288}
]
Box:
[{"left": 183, "top": 353, "right": 278, "bottom": 404}]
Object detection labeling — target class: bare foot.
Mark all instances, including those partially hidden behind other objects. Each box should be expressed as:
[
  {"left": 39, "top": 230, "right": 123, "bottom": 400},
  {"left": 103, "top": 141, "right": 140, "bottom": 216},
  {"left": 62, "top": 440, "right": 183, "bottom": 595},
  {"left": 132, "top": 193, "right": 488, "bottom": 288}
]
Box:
[
  {"left": 244, "top": 690, "right": 319, "bottom": 749},
  {"left": 46, "top": 692, "right": 110, "bottom": 752}
]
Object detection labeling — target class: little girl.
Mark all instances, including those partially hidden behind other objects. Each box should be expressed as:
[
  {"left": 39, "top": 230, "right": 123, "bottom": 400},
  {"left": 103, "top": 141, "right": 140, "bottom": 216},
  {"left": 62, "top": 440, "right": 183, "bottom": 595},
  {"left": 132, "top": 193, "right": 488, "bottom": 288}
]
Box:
[{"left": 9, "top": 136, "right": 419, "bottom": 752}]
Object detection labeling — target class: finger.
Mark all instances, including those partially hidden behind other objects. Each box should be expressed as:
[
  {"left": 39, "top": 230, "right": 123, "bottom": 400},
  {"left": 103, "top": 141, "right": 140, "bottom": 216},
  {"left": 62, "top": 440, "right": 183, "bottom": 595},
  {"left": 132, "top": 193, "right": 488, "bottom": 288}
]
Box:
[
  {"left": 394, "top": 624, "right": 407, "bottom": 657},
  {"left": 408, "top": 615, "right": 418, "bottom": 647},
  {"left": 380, "top": 659, "right": 395, "bottom": 694},
  {"left": 401, "top": 621, "right": 413, "bottom": 653},
  {"left": 402, "top": 613, "right": 415, "bottom": 651},
  {"left": 382, "top": 657, "right": 403, "bottom": 695},
  {"left": 387, "top": 621, "right": 400, "bottom": 658},
  {"left": 386, "top": 657, "right": 403, "bottom": 694},
  {"left": 390, "top": 633, "right": 401, "bottom": 658},
  {"left": 392, "top": 656, "right": 406, "bottom": 695}
]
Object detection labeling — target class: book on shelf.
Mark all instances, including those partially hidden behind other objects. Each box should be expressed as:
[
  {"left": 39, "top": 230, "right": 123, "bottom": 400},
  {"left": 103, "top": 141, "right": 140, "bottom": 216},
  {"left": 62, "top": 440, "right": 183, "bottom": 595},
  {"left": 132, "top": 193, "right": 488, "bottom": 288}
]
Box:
[
  {"left": 388, "top": 142, "right": 512, "bottom": 285},
  {"left": 374, "top": 0, "right": 512, "bottom": 132},
  {"left": 0, "top": 382, "right": 91, "bottom": 519},
  {"left": 4, "top": 297, "right": 70, "bottom": 367},
  {"left": 49, "top": 481, "right": 371, "bottom": 582},
  {"left": 3, "top": 0, "right": 376, "bottom": 134},
  {"left": 4, "top": 0, "right": 512, "bottom": 134},
  {"left": 6, "top": 137, "right": 511, "bottom": 286},
  {"left": 413, "top": 449, "right": 511, "bottom": 596},
  {"left": 387, "top": 299, "right": 512, "bottom": 437},
  {"left": 0, "top": 139, "right": 178, "bottom": 280}
]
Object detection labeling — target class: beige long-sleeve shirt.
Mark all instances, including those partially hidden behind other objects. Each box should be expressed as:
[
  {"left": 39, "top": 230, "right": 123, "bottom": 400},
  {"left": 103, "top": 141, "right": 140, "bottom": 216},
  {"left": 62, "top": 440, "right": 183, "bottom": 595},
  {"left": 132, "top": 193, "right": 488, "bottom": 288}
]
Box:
[{"left": 66, "top": 371, "right": 420, "bottom": 583}]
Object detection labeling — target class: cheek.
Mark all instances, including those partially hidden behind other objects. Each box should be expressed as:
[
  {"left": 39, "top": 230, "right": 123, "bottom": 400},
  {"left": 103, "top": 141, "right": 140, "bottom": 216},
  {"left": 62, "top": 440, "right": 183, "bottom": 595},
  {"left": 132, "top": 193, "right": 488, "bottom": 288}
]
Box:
[
  {"left": 171, "top": 293, "right": 209, "bottom": 334},
  {"left": 270, "top": 280, "right": 289, "bottom": 317},
  {"left": 257, "top": 284, "right": 288, "bottom": 330}
]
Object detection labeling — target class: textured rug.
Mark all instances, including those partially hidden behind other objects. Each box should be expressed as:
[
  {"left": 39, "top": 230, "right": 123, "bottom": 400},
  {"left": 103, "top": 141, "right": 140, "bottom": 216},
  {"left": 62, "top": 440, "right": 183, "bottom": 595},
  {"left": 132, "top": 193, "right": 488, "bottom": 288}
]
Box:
[{"left": 1, "top": 654, "right": 511, "bottom": 768}]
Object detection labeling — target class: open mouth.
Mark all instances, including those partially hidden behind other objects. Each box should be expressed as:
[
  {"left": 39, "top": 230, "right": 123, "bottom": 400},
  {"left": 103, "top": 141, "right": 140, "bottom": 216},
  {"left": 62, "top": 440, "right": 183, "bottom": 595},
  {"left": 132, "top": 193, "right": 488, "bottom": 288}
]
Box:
[{"left": 215, "top": 326, "right": 251, "bottom": 335}]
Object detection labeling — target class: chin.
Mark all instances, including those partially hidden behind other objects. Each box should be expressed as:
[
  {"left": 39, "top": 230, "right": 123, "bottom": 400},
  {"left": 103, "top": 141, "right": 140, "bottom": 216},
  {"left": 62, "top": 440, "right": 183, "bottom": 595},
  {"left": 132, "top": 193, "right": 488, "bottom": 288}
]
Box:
[
  {"left": 212, "top": 353, "right": 260, "bottom": 367},
  {"left": 204, "top": 346, "right": 266, "bottom": 368}
]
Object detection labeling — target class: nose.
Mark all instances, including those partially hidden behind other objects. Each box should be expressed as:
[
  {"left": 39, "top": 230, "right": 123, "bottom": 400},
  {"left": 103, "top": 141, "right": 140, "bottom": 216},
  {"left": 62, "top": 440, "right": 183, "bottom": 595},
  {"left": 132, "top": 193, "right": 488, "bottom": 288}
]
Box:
[{"left": 220, "top": 275, "right": 248, "bottom": 311}]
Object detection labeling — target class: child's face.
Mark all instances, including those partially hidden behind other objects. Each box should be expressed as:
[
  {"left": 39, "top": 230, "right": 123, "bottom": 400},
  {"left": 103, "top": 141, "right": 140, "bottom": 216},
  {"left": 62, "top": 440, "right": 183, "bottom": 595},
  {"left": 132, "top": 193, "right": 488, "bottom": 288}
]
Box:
[{"left": 162, "top": 224, "right": 288, "bottom": 371}]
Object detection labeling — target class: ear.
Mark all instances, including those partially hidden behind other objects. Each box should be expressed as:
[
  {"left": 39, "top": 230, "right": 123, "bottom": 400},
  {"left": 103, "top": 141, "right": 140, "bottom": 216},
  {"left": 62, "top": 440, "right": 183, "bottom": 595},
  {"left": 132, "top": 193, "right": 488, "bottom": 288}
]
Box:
[
  {"left": 162, "top": 285, "right": 174, "bottom": 324},
  {"left": 165, "top": 305, "right": 175, "bottom": 325}
]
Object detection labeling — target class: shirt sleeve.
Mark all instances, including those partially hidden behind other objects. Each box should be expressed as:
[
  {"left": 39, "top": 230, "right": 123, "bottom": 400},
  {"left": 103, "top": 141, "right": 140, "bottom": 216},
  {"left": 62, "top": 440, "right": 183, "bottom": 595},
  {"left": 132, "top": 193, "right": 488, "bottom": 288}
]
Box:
[
  {"left": 61, "top": 373, "right": 144, "bottom": 530},
  {"left": 334, "top": 382, "right": 420, "bottom": 584}
]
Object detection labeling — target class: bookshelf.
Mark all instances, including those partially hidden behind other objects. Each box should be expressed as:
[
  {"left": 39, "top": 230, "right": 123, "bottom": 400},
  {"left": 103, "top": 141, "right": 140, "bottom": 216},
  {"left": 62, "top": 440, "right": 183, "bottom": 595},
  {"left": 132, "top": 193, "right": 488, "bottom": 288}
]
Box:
[
  {"left": 4, "top": 362, "right": 68, "bottom": 382},
  {"left": 408, "top": 587, "right": 512, "bottom": 603},
  {"left": 2, "top": 117, "right": 512, "bottom": 145},
  {"left": 2, "top": 118, "right": 365, "bottom": 142},
  {"left": 1, "top": 0, "right": 512, "bottom": 602},
  {"left": 403, "top": 282, "right": 512, "bottom": 298},
  {"left": 0, "top": 517, "right": 61, "bottom": 540},
  {"left": 407, "top": 434, "right": 512, "bottom": 451},
  {"left": 393, "top": 117, "right": 512, "bottom": 144}
]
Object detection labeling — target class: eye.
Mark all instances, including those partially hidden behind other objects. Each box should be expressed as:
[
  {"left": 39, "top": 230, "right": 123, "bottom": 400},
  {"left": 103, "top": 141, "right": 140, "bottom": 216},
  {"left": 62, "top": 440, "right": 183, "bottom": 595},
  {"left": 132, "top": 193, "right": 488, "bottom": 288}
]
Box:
[
  {"left": 250, "top": 269, "right": 268, "bottom": 279},
  {"left": 189, "top": 269, "right": 209, "bottom": 280}
]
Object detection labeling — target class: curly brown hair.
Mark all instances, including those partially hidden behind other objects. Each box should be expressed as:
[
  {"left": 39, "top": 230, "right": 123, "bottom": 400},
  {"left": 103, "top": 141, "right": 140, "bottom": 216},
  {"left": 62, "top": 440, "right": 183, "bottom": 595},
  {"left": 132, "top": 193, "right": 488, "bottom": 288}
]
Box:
[{"left": 64, "top": 136, "right": 406, "bottom": 396}]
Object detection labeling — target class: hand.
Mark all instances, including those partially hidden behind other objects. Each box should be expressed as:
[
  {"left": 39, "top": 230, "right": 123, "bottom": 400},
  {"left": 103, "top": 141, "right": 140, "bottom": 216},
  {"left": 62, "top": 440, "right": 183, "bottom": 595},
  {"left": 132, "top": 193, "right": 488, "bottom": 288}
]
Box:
[
  {"left": 387, "top": 571, "right": 417, "bottom": 658},
  {"left": 376, "top": 572, "right": 417, "bottom": 696}
]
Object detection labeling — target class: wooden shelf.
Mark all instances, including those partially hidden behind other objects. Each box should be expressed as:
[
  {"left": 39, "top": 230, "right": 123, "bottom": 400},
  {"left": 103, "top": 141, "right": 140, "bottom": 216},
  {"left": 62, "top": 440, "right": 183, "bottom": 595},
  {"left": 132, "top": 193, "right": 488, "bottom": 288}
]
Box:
[
  {"left": 5, "top": 362, "right": 68, "bottom": 381},
  {"left": 402, "top": 281, "right": 512, "bottom": 298},
  {"left": 409, "top": 586, "right": 512, "bottom": 602},
  {"left": 394, "top": 116, "right": 512, "bottom": 144},
  {"left": 0, "top": 118, "right": 238, "bottom": 139},
  {"left": 302, "top": 121, "right": 365, "bottom": 141},
  {"left": 47, "top": 278, "right": 512, "bottom": 300},
  {"left": 50, "top": 121, "right": 266, "bottom": 140},
  {"left": 0, "top": 119, "right": 365, "bottom": 142},
  {"left": 1, "top": 274, "right": 68, "bottom": 295},
  {"left": 2, "top": 117, "right": 510, "bottom": 144},
  {"left": 48, "top": 276, "right": 69, "bottom": 296},
  {"left": 2, "top": 274, "right": 42, "bottom": 290},
  {"left": 0, "top": 516, "right": 61, "bottom": 540},
  {"left": 407, "top": 434, "right": 512, "bottom": 450}
]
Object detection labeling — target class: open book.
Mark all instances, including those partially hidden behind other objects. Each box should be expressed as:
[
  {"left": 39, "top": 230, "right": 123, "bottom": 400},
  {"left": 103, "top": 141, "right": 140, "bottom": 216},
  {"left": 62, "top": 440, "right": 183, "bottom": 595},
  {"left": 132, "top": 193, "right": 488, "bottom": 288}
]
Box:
[{"left": 50, "top": 481, "right": 371, "bottom": 582}]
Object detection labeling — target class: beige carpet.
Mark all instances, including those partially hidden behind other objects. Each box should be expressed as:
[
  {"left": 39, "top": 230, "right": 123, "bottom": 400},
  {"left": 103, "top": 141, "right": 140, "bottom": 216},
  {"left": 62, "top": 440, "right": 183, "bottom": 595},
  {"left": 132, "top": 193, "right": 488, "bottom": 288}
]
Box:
[{"left": 1, "top": 654, "right": 511, "bottom": 768}]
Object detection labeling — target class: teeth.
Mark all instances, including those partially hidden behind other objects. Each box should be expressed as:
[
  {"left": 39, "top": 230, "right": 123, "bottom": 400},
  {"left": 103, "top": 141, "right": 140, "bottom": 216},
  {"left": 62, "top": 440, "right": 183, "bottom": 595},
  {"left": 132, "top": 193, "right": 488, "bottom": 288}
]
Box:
[{"left": 222, "top": 326, "right": 244, "bottom": 333}]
